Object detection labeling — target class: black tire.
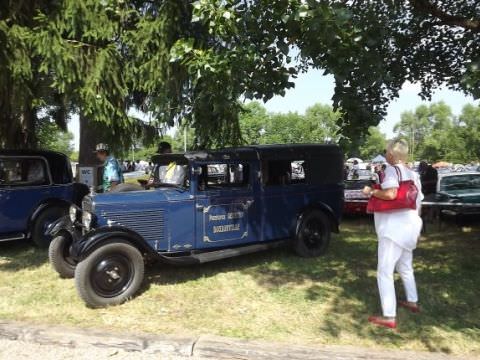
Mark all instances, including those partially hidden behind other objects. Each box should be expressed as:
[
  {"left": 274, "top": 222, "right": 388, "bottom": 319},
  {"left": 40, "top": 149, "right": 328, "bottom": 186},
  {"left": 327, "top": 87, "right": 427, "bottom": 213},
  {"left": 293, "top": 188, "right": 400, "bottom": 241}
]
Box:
[
  {"left": 49, "top": 235, "right": 77, "bottom": 278},
  {"left": 293, "top": 210, "right": 331, "bottom": 257},
  {"left": 110, "top": 183, "right": 143, "bottom": 192},
  {"left": 32, "top": 206, "right": 67, "bottom": 248},
  {"left": 75, "top": 241, "right": 144, "bottom": 308}
]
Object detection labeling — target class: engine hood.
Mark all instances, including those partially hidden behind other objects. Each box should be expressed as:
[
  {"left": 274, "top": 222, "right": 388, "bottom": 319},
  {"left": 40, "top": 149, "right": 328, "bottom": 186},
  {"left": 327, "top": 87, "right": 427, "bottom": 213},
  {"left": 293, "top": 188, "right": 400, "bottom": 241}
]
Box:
[
  {"left": 89, "top": 188, "right": 192, "bottom": 212},
  {"left": 441, "top": 189, "right": 480, "bottom": 203}
]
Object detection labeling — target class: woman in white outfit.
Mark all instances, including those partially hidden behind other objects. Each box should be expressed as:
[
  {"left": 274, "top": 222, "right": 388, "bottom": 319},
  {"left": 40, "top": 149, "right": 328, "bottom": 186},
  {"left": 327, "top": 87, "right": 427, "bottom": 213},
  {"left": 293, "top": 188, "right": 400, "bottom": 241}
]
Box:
[{"left": 362, "top": 139, "right": 424, "bottom": 329}]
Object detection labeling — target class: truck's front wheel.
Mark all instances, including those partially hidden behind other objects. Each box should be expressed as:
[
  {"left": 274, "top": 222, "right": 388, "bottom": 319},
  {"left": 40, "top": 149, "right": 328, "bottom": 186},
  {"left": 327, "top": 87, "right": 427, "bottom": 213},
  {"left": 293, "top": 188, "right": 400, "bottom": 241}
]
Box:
[
  {"left": 49, "top": 234, "right": 77, "bottom": 278},
  {"left": 75, "top": 241, "right": 144, "bottom": 308},
  {"left": 293, "top": 210, "right": 331, "bottom": 257}
]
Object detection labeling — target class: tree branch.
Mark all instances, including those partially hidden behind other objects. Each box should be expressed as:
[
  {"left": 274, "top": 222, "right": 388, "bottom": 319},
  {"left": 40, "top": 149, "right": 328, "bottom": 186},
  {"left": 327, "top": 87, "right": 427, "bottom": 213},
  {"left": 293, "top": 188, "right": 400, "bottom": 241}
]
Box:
[{"left": 411, "top": 0, "right": 480, "bottom": 32}]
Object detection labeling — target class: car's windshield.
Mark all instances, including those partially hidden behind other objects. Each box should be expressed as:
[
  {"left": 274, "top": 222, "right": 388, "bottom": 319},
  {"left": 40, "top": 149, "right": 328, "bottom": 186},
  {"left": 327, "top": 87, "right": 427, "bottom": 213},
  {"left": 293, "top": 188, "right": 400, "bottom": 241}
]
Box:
[{"left": 440, "top": 174, "right": 480, "bottom": 191}]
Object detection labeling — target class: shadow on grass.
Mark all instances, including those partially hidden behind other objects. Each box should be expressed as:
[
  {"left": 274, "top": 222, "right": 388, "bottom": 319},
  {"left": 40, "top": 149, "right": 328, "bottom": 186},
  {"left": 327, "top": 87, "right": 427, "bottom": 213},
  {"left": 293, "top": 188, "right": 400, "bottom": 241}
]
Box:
[
  {"left": 1, "top": 218, "right": 478, "bottom": 353},
  {"left": 0, "top": 239, "right": 48, "bottom": 271},
  {"left": 144, "top": 218, "right": 480, "bottom": 353}
]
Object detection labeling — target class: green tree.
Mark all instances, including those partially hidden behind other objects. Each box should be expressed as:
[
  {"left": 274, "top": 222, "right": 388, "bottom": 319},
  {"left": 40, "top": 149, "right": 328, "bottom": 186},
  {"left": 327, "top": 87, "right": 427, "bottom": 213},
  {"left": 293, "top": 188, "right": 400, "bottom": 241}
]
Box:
[
  {"left": 359, "top": 127, "right": 387, "bottom": 160},
  {"left": 37, "top": 120, "right": 74, "bottom": 157},
  {"left": 238, "top": 102, "right": 342, "bottom": 146},
  {"left": 239, "top": 102, "right": 270, "bottom": 145}
]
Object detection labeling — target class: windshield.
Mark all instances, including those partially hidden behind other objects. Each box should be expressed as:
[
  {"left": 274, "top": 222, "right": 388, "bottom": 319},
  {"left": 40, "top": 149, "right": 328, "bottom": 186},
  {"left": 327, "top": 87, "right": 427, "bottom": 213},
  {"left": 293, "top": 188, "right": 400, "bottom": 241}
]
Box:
[{"left": 439, "top": 174, "right": 480, "bottom": 192}]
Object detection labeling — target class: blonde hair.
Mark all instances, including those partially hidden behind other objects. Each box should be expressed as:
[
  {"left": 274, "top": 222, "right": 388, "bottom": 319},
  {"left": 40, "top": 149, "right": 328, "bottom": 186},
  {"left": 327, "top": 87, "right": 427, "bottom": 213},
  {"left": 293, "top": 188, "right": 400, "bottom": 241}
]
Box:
[{"left": 386, "top": 139, "right": 409, "bottom": 163}]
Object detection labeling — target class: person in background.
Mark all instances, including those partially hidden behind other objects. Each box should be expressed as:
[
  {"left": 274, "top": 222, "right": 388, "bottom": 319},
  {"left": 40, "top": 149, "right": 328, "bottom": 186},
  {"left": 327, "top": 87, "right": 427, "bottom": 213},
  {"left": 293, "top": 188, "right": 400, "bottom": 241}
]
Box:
[
  {"left": 147, "top": 141, "right": 173, "bottom": 188},
  {"left": 158, "top": 141, "right": 172, "bottom": 154},
  {"left": 351, "top": 160, "right": 360, "bottom": 180},
  {"left": 418, "top": 161, "right": 438, "bottom": 195},
  {"left": 94, "top": 143, "right": 124, "bottom": 192},
  {"left": 362, "top": 139, "right": 423, "bottom": 329}
]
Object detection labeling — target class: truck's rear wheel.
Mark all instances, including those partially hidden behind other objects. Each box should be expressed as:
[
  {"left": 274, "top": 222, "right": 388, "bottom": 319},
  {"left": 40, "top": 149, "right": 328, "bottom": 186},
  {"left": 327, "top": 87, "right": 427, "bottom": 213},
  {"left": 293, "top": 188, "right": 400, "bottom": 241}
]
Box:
[
  {"left": 293, "top": 210, "right": 331, "bottom": 257},
  {"left": 49, "top": 235, "right": 77, "bottom": 278},
  {"left": 75, "top": 241, "right": 144, "bottom": 308}
]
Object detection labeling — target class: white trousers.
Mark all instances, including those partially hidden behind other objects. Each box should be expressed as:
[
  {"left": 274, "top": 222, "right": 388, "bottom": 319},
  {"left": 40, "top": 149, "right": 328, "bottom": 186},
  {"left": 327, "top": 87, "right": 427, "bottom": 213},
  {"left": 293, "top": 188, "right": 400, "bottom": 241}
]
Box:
[{"left": 377, "top": 237, "right": 418, "bottom": 317}]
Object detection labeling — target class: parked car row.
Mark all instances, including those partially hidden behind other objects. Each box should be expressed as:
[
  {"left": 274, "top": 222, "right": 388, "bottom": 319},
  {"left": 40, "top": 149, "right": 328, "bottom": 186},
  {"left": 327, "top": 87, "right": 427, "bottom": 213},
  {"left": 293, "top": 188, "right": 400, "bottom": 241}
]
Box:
[
  {"left": 1, "top": 145, "right": 345, "bottom": 308},
  {"left": 343, "top": 169, "right": 480, "bottom": 221}
]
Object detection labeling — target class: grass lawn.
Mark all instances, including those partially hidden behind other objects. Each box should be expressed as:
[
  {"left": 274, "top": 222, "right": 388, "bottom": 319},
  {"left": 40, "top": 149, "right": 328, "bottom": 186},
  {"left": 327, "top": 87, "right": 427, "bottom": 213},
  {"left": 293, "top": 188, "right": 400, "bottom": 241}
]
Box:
[{"left": 0, "top": 218, "right": 479, "bottom": 356}]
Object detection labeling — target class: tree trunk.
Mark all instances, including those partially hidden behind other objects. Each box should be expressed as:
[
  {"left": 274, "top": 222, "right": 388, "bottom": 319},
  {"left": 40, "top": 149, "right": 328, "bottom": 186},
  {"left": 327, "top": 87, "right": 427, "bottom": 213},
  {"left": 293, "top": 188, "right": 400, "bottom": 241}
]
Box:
[{"left": 78, "top": 113, "right": 102, "bottom": 165}]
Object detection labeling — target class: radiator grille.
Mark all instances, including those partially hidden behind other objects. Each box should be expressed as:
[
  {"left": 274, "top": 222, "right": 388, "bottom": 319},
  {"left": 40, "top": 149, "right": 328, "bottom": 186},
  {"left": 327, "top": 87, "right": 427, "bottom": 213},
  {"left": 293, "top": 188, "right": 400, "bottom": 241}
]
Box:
[{"left": 100, "top": 209, "right": 165, "bottom": 246}]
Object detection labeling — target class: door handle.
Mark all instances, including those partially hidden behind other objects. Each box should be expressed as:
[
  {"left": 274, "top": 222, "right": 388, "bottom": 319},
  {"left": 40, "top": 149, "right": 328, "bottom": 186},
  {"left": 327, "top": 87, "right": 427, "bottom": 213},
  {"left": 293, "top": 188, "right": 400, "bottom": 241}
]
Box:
[
  {"left": 244, "top": 200, "right": 254, "bottom": 209},
  {"left": 196, "top": 204, "right": 204, "bottom": 211}
]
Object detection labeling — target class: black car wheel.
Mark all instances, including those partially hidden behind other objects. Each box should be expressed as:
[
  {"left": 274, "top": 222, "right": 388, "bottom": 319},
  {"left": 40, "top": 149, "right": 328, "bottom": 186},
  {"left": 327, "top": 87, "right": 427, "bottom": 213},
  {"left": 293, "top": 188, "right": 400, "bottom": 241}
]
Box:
[
  {"left": 75, "top": 241, "right": 144, "bottom": 308},
  {"left": 32, "top": 206, "right": 67, "bottom": 248},
  {"left": 49, "top": 235, "right": 77, "bottom": 278},
  {"left": 293, "top": 210, "right": 331, "bottom": 257}
]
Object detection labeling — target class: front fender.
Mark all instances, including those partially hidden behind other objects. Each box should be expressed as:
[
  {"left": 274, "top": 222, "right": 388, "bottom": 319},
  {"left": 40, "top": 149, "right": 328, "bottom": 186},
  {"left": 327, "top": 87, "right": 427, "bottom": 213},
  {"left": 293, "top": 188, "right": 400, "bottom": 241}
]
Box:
[
  {"left": 46, "top": 215, "right": 73, "bottom": 237},
  {"left": 71, "top": 226, "right": 156, "bottom": 261}
]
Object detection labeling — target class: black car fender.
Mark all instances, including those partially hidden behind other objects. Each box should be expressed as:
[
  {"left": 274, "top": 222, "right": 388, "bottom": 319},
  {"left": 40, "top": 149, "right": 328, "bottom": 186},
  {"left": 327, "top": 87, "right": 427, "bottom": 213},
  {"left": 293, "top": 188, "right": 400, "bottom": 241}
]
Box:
[
  {"left": 295, "top": 202, "right": 340, "bottom": 236},
  {"left": 28, "top": 199, "right": 71, "bottom": 232},
  {"left": 46, "top": 215, "right": 73, "bottom": 237},
  {"left": 71, "top": 226, "right": 157, "bottom": 261}
]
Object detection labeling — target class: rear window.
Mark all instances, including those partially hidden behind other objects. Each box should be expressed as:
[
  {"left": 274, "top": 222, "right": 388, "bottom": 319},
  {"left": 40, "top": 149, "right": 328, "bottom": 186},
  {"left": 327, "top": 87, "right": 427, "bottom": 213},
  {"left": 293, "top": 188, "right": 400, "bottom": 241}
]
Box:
[{"left": 0, "top": 157, "right": 49, "bottom": 186}]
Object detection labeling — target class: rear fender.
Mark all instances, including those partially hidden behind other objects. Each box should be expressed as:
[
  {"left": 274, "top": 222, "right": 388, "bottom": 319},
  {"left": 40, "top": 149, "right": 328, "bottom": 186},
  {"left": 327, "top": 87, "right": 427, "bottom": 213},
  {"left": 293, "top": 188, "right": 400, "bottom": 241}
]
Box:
[
  {"left": 28, "top": 199, "right": 70, "bottom": 233},
  {"left": 295, "top": 202, "right": 340, "bottom": 236}
]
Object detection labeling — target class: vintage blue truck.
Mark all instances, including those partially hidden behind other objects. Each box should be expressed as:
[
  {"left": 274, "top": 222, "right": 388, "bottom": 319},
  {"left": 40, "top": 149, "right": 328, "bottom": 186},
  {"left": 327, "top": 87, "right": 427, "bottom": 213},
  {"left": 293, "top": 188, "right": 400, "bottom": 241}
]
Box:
[
  {"left": 0, "top": 150, "right": 88, "bottom": 247},
  {"left": 48, "top": 144, "right": 344, "bottom": 308}
]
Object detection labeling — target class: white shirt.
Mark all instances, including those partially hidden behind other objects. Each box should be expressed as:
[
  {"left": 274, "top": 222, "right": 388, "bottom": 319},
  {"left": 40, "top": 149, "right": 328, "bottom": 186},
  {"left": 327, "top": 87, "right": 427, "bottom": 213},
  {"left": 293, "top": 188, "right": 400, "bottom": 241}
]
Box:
[{"left": 374, "top": 164, "right": 424, "bottom": 251}]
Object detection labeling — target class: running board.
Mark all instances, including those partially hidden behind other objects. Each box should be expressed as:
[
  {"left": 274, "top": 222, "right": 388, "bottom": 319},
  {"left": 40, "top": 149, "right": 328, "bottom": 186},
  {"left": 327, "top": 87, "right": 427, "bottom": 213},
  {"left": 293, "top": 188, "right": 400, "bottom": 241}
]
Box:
[
  {"left": 0, "top": 233, "right": 26, "bottom": 242},
  {"left": 157, "top": 239, "right": 288, "bottom": 265}
]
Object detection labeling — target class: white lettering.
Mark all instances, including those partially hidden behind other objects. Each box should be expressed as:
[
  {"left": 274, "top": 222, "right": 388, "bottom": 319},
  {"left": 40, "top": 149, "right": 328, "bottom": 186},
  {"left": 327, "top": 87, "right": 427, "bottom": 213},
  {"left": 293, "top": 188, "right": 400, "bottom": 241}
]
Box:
[
  {"left": 213, "top": 224, "right": 241, "bottom": 233},
  {"left": 227, "top": 211, "right": 244, "bottom": 219},
  {"left": 209, "top": 214, "right": 226, "bottom": 221}
]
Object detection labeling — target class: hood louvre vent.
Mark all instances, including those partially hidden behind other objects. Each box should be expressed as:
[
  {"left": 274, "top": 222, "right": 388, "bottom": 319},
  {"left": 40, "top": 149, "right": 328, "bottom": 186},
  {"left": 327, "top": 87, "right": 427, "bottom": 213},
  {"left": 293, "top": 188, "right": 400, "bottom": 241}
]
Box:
[{"left": 101, "top": 209, "right": 165, "bottom": 247}]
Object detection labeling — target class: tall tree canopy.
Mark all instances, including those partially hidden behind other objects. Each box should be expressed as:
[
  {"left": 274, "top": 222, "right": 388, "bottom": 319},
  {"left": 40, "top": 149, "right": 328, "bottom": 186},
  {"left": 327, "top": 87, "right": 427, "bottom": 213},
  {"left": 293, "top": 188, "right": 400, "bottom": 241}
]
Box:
[{"left": 1, "top": 0, "right": 479, "bottom": 153}]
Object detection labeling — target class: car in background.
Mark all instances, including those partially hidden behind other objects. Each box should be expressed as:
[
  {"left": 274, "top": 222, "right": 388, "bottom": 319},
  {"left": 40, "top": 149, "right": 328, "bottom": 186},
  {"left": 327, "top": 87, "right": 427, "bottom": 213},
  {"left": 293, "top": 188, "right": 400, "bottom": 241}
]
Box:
[
  {"left": 428, "top": 172, "right": 480, "bottom": 222},
  {"left": 0, "top": 150, "right": 89, "bottom": 247},
  {"left": 343, "top": 179, "right": 372, "bottom": 215},
  {"left": 347, "top": 169, "right": 373, "bottom": 181},
  {"left": 48, "top": 144, "right": 344, "bottom": 308}
]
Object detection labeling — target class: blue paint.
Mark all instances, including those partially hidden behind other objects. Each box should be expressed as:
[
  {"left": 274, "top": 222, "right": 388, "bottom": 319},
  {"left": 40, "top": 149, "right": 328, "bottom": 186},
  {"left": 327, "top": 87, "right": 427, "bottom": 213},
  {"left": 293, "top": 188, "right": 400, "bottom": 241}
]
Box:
[{"left": 79, "top": 145, "right": 344, "bottom": 253}]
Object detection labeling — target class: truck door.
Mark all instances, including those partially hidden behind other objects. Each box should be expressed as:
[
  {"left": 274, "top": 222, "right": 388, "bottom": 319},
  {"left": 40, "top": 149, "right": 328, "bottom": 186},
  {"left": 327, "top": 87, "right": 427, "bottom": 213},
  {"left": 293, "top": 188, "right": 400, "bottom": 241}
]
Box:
[{"left": 194, "top": 162, "right": 258, "bottom": 249}]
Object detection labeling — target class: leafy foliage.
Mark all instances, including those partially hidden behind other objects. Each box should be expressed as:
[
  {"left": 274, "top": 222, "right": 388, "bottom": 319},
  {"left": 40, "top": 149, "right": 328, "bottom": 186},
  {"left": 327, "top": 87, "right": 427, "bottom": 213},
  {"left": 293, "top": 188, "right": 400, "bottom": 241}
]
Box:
[
  {"left": 394, "top": 102, "right": 480, "bottom": 163},
  {"left": 1, "top": 0, "right": 479, "bottom": 153},
  {"left": 358, "top": 127, "right": 387, "bottom": 160},
  {"left": 36, "top": 120, "right": 74, "bottom": 157},
  {"left": 239, "top": 101, "right": 342, "bottom": 146}
]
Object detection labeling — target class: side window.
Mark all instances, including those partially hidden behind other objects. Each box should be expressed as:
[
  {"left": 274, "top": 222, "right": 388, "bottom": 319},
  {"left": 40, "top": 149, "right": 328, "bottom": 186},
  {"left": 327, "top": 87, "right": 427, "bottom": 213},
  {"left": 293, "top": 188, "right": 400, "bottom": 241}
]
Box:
[
  {"left": 263, "top": 160, "right": 307, "bottom": 186},
  {"left": 0, "top": 158, "right": 49, "bottom": 186},
  {"left": 198, "top": 163, "right": 249, "bottom": 190}
]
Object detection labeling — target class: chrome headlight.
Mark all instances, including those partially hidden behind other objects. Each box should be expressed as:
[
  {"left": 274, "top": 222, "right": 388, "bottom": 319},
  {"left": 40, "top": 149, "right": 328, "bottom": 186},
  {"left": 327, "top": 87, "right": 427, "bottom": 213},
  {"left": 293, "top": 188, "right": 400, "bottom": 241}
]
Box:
[
  {"left": 69, "top": 205, "right": 79, "bottom": 223},
  {"left": 82, "top": 211, "right": 94, "bottom": 231}
]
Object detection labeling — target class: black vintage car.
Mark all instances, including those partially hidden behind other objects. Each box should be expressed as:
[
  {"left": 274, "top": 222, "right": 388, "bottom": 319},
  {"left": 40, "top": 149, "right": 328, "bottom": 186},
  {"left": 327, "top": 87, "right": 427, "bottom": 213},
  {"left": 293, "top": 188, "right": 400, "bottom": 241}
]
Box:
[{"left": 0, "top": 150, "right": 88, "bottom": 247}]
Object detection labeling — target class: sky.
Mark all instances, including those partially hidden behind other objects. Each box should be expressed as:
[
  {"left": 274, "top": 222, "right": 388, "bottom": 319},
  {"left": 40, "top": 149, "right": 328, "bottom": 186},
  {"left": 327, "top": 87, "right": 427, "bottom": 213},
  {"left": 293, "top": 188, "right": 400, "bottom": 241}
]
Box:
[{"left": 68, "top": 67, "right": 478, "bottom": 150}]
